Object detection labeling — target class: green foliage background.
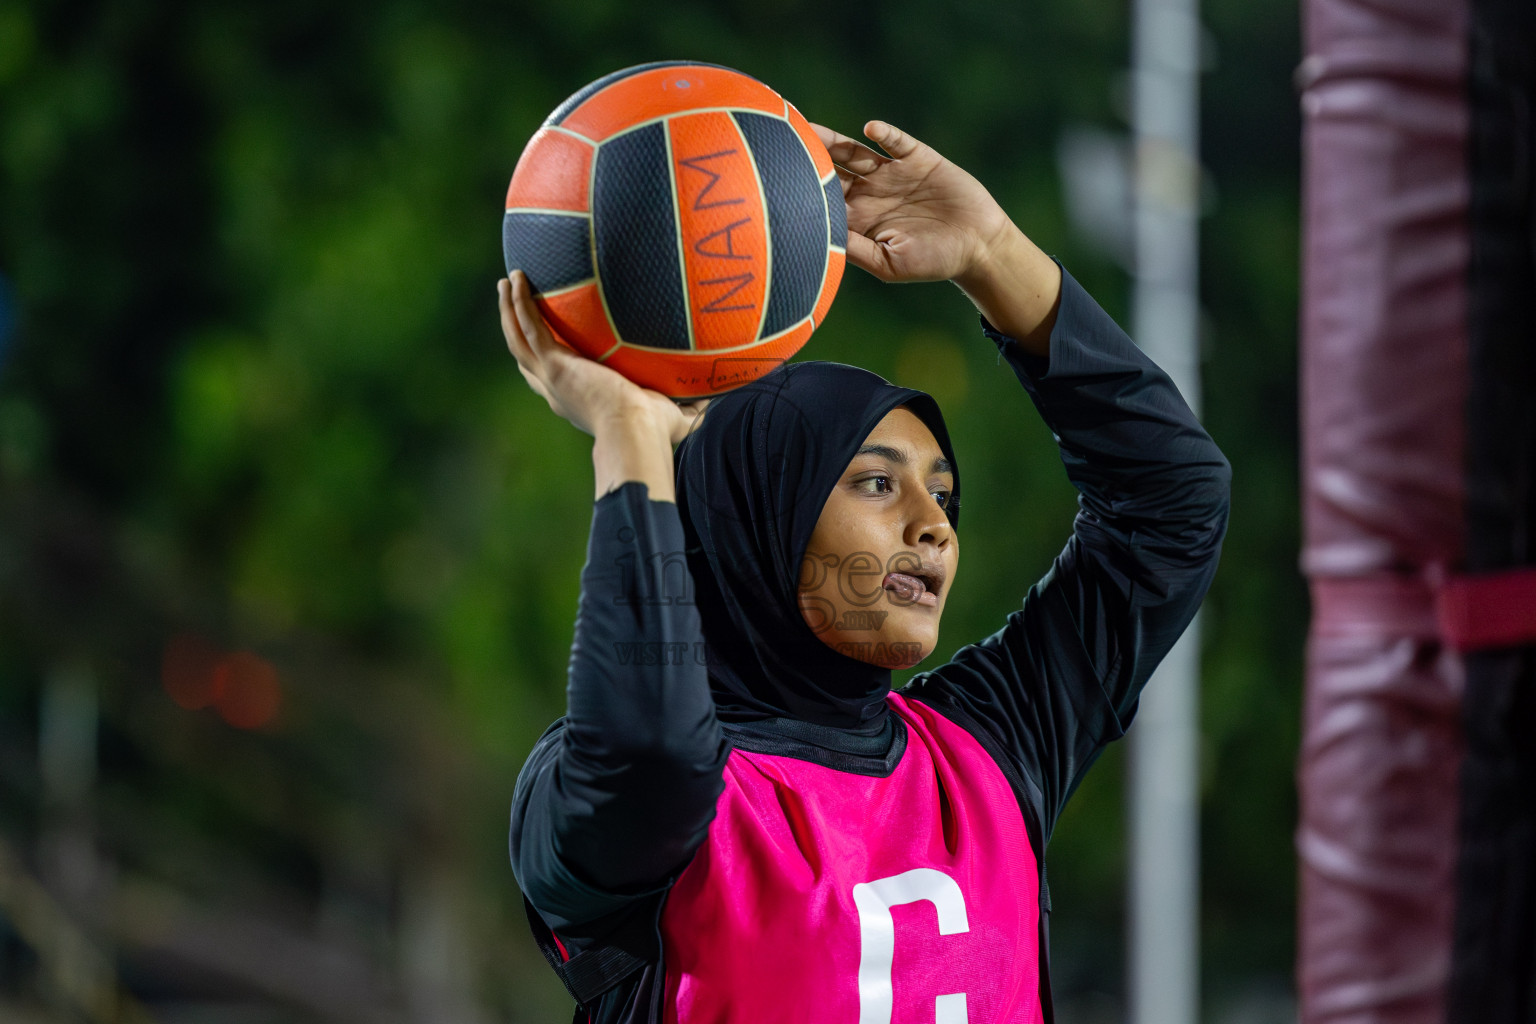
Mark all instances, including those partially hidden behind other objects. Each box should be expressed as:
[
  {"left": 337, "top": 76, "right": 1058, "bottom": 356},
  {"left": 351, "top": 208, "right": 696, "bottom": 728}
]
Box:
[{"left": 0, "top": 0, "right": 1302, "bottom": 1019}]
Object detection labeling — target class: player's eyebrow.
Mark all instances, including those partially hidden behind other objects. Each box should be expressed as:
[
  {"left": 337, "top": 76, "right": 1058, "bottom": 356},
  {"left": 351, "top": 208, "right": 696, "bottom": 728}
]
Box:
[{"left": 855, "top": 443, "right": 953, "bottom": 476}]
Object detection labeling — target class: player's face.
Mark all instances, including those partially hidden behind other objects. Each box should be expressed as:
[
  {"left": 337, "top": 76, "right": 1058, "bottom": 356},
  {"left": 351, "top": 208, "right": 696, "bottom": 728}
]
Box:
[{"left": 797, "top": 406, "right": 958, "bottom": 670}]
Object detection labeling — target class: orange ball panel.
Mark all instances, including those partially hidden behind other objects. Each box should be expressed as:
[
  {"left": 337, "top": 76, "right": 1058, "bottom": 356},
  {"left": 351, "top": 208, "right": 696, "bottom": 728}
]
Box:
[
  {"left": 668, "top": 111, "right": 770, "bottom": 352},
  {"left": 562, "top": 65, "right": 784, "bottom": 142},
  {"left": 784, "top": 102, "right": 835, "bottom": 180},
  {"left": 812, "top": 248, "right": 846, "bottom": 328},
  {"left": 699, "top": 320, "right": 817, "bottom": 392},
  {"left": 599, "top": 346, "right": 711, "bottom": 398},
  {"left": 599, "top": 342, "right": 801, "bottom": 400},
  {"left": 536, "top": 283, "right": 619, "bottom": 361},
  {"left": 755, "top": 317, "right": 814, "bottom": 354},
  {"left": 506, "top": 129, "right": 594, "bottom": 213},
  {"left": 599, "top": 319, "right": 814, "bottom": 398}
]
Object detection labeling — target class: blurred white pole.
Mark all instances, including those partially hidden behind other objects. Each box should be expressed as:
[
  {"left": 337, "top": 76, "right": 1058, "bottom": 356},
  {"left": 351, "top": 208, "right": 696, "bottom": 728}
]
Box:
[
  {"left": 39, "top": 661, "right": 109, "bottom": 1020},
  {"left": 1128, "top": 0, "right": 1203, "bottom": 1018}
]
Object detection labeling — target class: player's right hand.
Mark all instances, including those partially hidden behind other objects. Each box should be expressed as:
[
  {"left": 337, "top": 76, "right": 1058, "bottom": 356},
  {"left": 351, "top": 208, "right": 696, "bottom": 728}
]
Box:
[{"left": 499, "top": 270, "right": 709, "bottom": 446}]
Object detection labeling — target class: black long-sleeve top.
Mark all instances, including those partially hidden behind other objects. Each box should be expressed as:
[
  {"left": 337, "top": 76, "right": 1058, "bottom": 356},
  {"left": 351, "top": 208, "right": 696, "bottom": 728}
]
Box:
[{"left": 510, "top": 266, "right": 1231, "bottom": 1022}]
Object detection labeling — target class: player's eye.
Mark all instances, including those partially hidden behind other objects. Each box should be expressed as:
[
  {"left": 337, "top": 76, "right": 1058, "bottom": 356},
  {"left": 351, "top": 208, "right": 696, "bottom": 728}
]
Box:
[
  {"left": 856, "top": 475, "right": 893, "bottom": 495},
  {"left": 932, "top": 489, "right": 952, "bottom": 508}
]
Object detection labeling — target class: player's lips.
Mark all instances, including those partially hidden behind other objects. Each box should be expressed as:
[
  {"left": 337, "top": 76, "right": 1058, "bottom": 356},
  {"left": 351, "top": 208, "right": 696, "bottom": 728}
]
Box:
[{"left": 883, "top": 561, "right": 946, "bottom": 607}]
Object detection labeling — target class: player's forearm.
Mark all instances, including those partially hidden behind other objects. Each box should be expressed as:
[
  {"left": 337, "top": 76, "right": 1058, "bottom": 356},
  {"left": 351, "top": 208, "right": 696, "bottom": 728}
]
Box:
[
  {"left": 592, "top": 405, "right": 677, "bottom": 502},
  {"left": 1009, "top": 268, "right": 1230, "bottom": 552},
  {"left": 953, "top": 223, "right": 1062, "bottom": 358},
  {"left": 941, "top": 267, "right": 1229, "bottom": 815},
  {"left": 513, "top": 484, "right": 727, "bottom": 921}
]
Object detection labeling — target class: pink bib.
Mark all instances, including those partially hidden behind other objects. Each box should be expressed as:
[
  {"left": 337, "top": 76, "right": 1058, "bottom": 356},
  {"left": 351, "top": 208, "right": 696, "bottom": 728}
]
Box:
[{"left": 659, "top": 692, "right": 1043, "bottom": 1023}]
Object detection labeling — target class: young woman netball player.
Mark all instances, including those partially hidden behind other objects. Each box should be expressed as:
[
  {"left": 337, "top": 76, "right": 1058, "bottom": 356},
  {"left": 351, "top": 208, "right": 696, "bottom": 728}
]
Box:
[{"left": 499, "top": 119, "right": 1230, "bottom": 1023}]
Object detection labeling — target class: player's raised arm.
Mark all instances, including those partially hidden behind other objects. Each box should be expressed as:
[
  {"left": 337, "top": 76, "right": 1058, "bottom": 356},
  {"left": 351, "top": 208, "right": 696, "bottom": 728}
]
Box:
[
  {"left": 816, "top": 120, "right": 1231, "bottom": 836},
  {"left": 911, "top": 267, "right": 1230, "bottom": 837},
  {"left": 498, "top": 270, "right": 709, "bottom": 502},
  {"left": 500, "top": 269, "right": 726, "bottom": 928}
]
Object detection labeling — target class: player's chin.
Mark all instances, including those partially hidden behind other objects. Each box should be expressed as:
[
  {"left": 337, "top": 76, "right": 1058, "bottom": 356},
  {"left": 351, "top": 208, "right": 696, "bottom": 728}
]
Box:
[
  {"left": 879, "top": 643, "right": 931, "bottom": 671},
  {"left": 879, "top": 625, "right": 939, "bottom": 669}
]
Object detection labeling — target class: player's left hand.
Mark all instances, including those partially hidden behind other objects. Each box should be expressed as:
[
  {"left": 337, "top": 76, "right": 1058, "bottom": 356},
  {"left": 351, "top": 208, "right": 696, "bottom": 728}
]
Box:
[{"left": 810, "top": 120, "right": 1020, "bottom": 286}]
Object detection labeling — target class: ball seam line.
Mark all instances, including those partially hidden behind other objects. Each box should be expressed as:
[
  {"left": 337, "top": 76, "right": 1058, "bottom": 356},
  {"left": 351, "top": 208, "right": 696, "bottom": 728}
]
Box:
[
  {"left": 543, "top": 124, "right": 598, "bottom": 148},
  {"left": 503, "top": 208, "right": 590, "bottom": 217},
  {"left": 567, "top": 106, "right": 783, "bottom": 145},
  {"left": 731, "top": 110, "right": 775, "bottom": 345},
  {"left": 661, "top": 117, "right": 698, "bottom": 353},
  {"left": 611, "top": 314, "right": 812, "bottom": 355},
  {"left": 532, "top": 277, "right": 597, "bottom": 300},
  {"left": 810, "top": 155, "right": 833, "bottom": 330},
  {"left": 587, "top": 130, "right": 625, "bottom": 350}
]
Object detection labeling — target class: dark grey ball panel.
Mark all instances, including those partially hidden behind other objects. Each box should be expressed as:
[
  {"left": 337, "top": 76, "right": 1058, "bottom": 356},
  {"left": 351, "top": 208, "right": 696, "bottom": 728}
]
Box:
[
  {"left": 733, "top": 112, "right": 827, "bottom": 338},
  {"left": 502, "top": 213, "right": 594, "bottom": 294},
  {"left": 824, "top": 176, "right": 848, "bottom": 251},
  {"left": 592, "top": 123, "right": 690, "bottom": 350}
]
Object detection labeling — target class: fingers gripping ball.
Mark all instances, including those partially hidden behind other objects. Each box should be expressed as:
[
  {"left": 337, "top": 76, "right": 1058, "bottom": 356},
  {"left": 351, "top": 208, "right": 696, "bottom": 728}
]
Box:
[{"left": 502, "top": 62, "right": 848, "bottom": 399}]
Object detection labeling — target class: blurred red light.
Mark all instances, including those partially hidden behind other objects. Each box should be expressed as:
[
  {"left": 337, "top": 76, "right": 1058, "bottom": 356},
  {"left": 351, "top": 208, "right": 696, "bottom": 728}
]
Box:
[
  {"left": 213, "top": 651, "right": 282, "bottom": 730},
  {"left": 161, "top": 632, "right": 224, "bottom": 709}
]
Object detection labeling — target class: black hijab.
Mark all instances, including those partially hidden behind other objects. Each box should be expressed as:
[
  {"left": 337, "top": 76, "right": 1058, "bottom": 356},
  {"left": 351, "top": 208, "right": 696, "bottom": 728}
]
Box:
[{"left": 673, "top": 360, "right": 960, "bottom": 729}]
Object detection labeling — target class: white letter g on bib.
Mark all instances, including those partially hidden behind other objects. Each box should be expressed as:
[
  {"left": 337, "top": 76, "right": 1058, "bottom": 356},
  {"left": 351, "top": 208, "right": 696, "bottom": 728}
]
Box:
[{"left": 852, "top": 868, "right": 970, "bottom": 1024}]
